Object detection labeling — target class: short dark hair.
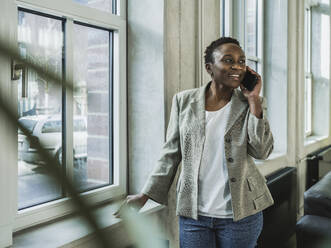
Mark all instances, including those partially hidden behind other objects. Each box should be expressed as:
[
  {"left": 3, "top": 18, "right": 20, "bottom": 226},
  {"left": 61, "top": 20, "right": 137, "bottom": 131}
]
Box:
[{"left": 204, "top": 37, "right": 241, "bottom": 64}]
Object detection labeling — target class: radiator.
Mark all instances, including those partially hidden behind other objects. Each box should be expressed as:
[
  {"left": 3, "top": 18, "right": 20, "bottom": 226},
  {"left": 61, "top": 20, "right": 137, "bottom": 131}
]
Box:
[{"left": 258, "top": 166, "right": 297, "bottom": 248}]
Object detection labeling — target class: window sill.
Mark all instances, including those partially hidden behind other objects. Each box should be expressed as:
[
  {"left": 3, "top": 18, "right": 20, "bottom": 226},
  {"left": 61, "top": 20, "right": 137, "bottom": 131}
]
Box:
[
  {"left": 254, "top": 152, "right": 289, "bottom": 177},
  {"left": 254, "top": 151, "right": 286, "bottom": 164},
  {"left": 304, "top": 135, "right": 330, "bottom": 155},
  {"left": 304, "top": 135, "right": 328, "bottom": 146},
  {"left": 13, "top": 199, "right": 165, "bottom": 248}
]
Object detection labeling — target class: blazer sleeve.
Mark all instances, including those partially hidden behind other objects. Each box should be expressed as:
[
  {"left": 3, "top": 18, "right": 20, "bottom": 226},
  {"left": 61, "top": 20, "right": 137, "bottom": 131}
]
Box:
[
  {"left": 247, "top": 97, "right": 274, "bottom": 160},
  {"left": 141, "top": 94, "right": 182, "bottom": 205}
]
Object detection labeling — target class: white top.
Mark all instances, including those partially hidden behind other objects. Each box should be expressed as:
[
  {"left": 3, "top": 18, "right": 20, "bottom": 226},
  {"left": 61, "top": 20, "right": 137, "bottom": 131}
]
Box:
[{"left": 198, "top": 100, "right": 233, "bottom": 218}]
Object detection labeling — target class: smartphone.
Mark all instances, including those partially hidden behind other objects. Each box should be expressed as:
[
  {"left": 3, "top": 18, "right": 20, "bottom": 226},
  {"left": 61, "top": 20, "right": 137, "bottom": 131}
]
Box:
[{"left": 242, "top": 70, "right": 258, "bottom": 91}]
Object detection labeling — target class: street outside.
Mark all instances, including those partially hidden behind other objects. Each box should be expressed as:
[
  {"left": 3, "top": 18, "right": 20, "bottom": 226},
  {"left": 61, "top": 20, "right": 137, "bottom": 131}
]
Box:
[
  {"left": 18, "top": 159, "right": 105, "bottom": 210},
  {"left": 18, "top": 160, "right": 62, "bottom": 209}
]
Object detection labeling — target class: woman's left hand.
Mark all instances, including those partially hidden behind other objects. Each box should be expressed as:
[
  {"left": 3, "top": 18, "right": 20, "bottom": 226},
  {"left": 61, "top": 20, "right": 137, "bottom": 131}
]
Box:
[{"left": 240, "top": 66, "right": 263, "bottom": 118}]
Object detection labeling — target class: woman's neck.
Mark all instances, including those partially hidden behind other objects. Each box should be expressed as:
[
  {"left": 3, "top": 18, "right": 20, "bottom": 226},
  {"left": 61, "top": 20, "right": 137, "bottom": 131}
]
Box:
[{"left": 207, "top": 81, "right": 233, "bottom": 103}]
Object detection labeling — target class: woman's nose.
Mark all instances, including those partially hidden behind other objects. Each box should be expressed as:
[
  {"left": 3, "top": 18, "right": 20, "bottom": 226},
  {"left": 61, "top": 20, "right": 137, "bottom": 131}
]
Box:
[{"left": 231, "top": 63, "right": 245, "bottom": 70}]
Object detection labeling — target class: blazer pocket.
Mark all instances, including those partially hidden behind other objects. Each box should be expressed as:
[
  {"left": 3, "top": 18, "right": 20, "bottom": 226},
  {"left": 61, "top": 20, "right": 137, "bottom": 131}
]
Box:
[
  {"left": 247, "top": 175, "right": 267, "bottom": 194},
  {"left": 253, "top": 192, "right": 269, "bottom": 210},
  {"left": 247, "top": 176, "right": 257, "bottom": 192}
]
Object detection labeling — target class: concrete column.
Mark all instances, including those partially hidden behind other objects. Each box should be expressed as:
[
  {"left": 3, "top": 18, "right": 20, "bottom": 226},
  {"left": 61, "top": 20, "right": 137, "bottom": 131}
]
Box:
[
  {"left": 164, "top": 1, "right": 220, "bottom": 247},
  {"left": 128, "top": 0, "right": 221, "bottom": 247},
  {"left": 127, "top": 0, "right": 165, "bottom": 194}
]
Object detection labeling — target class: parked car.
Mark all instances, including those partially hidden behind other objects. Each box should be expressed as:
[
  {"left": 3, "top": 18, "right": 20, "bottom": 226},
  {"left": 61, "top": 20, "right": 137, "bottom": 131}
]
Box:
[{"left": 18, "top": 115, "right": 87, "bottom": 165}]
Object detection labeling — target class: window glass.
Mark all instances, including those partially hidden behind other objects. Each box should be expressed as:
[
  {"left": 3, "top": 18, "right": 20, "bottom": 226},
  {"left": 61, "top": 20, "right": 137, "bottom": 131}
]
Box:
[
  {"left": 42, "top": 120, "right": 62, "bottom": 133},
  {"left": 17, "top": 10, "right": 64, "bottom": 209},
  {"left": 245, "top": 0, "right": 257, "bottom": 57},
  {"left": 18, "top": 119, "right": 37, "bottom": 134},
  {"left": 73, "top": 0, "right": 114, "bottom": 13},
  {"left": 73, "top": 23, "right": 112, "bottom": 192},
  {"left": 263, "top": 0, "right": 288, "bottom": 155},
  {"left": 310, "top": 3, "right": 330, "bottom": 136}
]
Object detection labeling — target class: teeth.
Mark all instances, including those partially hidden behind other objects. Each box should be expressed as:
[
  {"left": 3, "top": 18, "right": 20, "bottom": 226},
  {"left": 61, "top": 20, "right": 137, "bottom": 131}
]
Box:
[{"left": 229, "top": 75, "right": 239, "bottom": 77}]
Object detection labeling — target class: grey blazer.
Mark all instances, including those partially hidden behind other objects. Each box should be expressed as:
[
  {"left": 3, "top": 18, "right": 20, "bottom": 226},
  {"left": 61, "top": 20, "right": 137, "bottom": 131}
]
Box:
[{"left": 142, "top": 82, "right": 274, "bottom": 221}]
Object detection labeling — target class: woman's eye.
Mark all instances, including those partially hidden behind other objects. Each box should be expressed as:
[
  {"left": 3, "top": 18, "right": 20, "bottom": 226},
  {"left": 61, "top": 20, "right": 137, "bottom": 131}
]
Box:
[
  {"left": 224, "top": 59, "right": 233, "bottom": 63},
  {"left": 239, "top": 60, "right": 246, "bottom": 64}
]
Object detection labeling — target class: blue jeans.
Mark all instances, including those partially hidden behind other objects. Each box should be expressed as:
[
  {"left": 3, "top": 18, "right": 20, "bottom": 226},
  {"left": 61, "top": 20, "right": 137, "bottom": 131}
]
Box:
[{"left": 179, "top": 212, "right": 263, "bottom": 248}]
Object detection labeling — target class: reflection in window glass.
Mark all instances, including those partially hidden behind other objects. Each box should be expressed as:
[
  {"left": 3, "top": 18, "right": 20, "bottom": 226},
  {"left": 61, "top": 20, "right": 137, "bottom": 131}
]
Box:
[
  {"left": 73, "top": 0, "right": 114, "bottom": 13},
  {"left": 17, "top": 10, "right": 64, "bottom": 209},
  {"left": 73, "top": 23, "right": 112, "bottom": 192},
  {"left": 245, "top": 0, "right": 257, "bottom": 57}
]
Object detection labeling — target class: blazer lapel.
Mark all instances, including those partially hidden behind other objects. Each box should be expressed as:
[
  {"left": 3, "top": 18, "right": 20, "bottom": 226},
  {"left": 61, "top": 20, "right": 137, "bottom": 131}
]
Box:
[
  {"left": 188, "top": 83, "right": 248, "bottom": 137},
  {"left": 224, "top": 89, "right": 248, "bottom": 134},
  {"left": 188, "top": 82, "right": 210, "bottom": 137}
]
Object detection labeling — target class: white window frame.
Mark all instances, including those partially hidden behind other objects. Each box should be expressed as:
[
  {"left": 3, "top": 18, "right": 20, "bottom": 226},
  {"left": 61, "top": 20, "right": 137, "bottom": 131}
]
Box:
[
  {"left": 304, "top": 5, "right": 313, "bottom": 137},
  {"left": 12, "top": 0, "right": 127, "bottom": 231}
]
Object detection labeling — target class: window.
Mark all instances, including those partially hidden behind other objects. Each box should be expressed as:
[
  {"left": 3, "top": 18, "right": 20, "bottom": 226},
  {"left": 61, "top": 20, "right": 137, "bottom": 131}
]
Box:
[
  {"left": 14, "top": 0, "right": 126, "bottom": 231},
  {"left": 17, "top": 10, "right": 64, "bottom": 209},
  {"left": 263, "top": 0, "right": 288, "bottom": 156},
  {"left": 244, "top": 0, "right": 263, "bottom": 74},
  {"left": 220, "top": 0, "right": 233, "bottom": 37},
  {"left": 73, "top": 23, "right": 113, "bottom": 192},
  {"left": 304, "top": 0, "right": 330, "bottom": 139},
  {"left": 305, "top": 6, "right": 312, "bottom": 136}
]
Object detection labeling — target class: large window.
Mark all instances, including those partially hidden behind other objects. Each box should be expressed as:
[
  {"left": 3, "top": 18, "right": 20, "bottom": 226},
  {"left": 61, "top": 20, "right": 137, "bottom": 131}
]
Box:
[
  {"left": 304, "top": 0, "right": 330, "bottom": 139},
  {"left": 14, "top": 0, "right": 126, "bottom": 231}
]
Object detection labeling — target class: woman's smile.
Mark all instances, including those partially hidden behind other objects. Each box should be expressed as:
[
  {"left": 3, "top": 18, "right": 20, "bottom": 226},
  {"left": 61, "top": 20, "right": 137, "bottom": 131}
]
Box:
[{"left": 228, "top": 73, "right": 242, "bottom": 81}]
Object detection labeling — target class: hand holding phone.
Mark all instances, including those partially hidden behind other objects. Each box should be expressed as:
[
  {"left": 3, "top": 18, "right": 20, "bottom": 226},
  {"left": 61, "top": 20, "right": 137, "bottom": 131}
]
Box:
[{"left": 242, "top": 69, "right": 258, "bottom": 91}]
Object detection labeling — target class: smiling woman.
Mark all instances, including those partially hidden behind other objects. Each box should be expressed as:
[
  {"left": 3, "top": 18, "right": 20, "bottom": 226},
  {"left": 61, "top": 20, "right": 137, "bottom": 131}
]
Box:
[{"left": 117, "top": 37, "right": 274, "bottom": 248}]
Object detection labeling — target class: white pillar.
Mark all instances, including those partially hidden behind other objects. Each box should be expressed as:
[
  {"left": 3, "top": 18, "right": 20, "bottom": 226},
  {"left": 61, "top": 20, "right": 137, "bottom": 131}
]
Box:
[{"left": 0, "top": 0, "right": 18, "bottom": 247}]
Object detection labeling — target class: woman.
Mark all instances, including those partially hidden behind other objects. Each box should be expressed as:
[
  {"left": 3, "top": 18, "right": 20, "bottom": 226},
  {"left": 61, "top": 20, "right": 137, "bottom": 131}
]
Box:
[{"left": 116, "top": 37, "right": 274, "bottom": 248}]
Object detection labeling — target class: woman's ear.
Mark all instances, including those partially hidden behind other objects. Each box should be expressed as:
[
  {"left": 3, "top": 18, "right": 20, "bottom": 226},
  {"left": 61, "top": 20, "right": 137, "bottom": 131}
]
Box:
[{"left": 205, "top": 63, "right": 213, "bottom": 77}]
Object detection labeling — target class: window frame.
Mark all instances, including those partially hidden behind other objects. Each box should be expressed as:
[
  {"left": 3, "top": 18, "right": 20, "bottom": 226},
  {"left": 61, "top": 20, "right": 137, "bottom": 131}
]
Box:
[
  {"left": 14, "top": 0, "right": 127, "bottom": 232},
  {"left": 304, "top": 5, "right": 313, "bottom": 137}
]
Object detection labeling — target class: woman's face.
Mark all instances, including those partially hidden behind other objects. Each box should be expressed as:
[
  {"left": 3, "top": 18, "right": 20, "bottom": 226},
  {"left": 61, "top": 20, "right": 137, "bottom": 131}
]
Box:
[{"left": 206, "top": 43, "right": 246, "bottom": 89}]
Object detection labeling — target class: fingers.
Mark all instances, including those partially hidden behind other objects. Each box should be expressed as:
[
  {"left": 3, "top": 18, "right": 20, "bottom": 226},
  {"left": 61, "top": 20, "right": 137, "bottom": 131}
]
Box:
[
  {"left": 240, "top": 84, "right": 248, "bottom": 93},
  {"left": 113, "top": 197, "right": 140, "bottom": 218},
  {"left": 113, "top": 200, "right": 127, "bottom": 218}
]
